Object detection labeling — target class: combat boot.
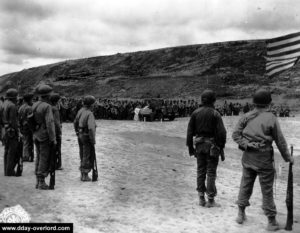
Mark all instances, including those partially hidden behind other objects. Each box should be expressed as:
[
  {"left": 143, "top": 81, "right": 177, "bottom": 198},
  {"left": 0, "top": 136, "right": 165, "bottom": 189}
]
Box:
[
  {"left": 267, "top": 216, "right": 280, "bottom": 231},
  {"left": 35, "top": 176, "right": 39, "bottom": 189},
  {"left": 205, "top": 198, "right": 221, "bottom": 208},
  {"left": 198, "top": 193, "right": 206, "bottom": 206},
  {"left": 236, "top": 206, "right": 246, "bottom": 224},
  {"left": 38, "top": 177, "right": 49, "bottom": 190},
  {"left": 82, "top": 173, "right": 91, "bottom": 182}
]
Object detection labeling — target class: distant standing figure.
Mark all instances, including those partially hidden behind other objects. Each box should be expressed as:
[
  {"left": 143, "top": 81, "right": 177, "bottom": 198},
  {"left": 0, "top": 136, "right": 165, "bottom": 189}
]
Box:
[
  {"left": 2, "top": 89, "right": 20, "bottom": 176},
  {"left": 133, "top": 105, "right": 141, "bottom": 121},
  {"left": 232, "top": 89, "right": 294, "bottom": 231},
  {"left": 186, "top": 89, "right": 227, "bottom": 208},
  {"left": 74, "top": 95, "right": 97, "bottom": 181}
]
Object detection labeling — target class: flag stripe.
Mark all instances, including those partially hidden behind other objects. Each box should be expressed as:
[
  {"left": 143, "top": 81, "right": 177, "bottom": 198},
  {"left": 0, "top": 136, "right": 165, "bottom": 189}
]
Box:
[
  {"left": 266, "top": 57, "right": 297, "bottom": 66},
  {"left": 266, "top": 59, "right": 297, "bottom": 71},
  {"left": 267, "top": 35, "right": 300, "bottom": 48},
  {"left": 268, "top": 67, "right": 291, "bottom": 78},
  {"left": 267, "top": 62, "right": 295, "bottom": 77},
  {"left": 266, "top": 48, "right": 300, "bottom": 58},
  {"left": 267, "top": 41, "right": 300, "bottom": 54},
  {"left": 265, "top": 50, "right": 300, "bottom": 61},
  {"left": 267, "top": 31, "right": 300, "bottom": 44},
  {"left": 266, "top": 60, "right": 296, "bottom": 73},
  {"left": 267, "top": 39, "right": 300, "bottom": 51}
]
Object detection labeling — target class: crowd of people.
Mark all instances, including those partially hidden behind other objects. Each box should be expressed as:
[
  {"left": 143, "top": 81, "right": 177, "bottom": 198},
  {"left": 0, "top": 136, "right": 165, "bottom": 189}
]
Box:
[{"left": 46, "top": 97, "right": 292, "bottom": 123}]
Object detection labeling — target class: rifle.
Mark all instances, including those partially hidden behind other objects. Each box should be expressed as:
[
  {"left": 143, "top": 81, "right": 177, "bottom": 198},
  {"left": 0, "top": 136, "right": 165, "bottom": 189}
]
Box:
[
  {"left": 91, "top": 145, "right": 98, "bottom": 182},
  {"left": 220, "top": 148, "right": 225, "bottom": 161},
  {"left": 49, "top": 142, "right": 57, "bottom": 189},
  {"left": 285, "top": 145, "right": 293, "bottom": 231},
  {"left": 15, "top": 136, "right": 23, "bottom": 177}
]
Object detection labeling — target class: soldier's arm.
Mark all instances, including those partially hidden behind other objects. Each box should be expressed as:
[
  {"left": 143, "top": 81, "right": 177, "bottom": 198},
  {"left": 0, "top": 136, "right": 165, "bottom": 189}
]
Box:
[
  {"left": 45, "top": 105, "right": 56, "bottom": 144},
  {"left": 54, "top": 110, "right": 62, "bottom": 136},
  {"left": 186, "top": 113, "right": 195, "bottom": 153},
  {"left": 214, "top": 112, "right": 227, "bottom": 149},
  {"left": 73, "top": 110, "right": 80, "bottom": 134},
  {"left": 87, "top": 112, "right": 96, "bottom": 144},
  {"left": 272, "top": 117, "right": 292, "bottom": 162},
  {"left": 232, "top": 116, "right": 249, "bottom": 150}
]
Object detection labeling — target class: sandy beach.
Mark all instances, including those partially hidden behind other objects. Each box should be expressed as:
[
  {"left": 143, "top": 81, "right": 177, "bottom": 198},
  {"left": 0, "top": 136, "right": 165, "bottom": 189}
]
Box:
[{"left": 0, "top": 117, "right": 299, "bottom": 233}]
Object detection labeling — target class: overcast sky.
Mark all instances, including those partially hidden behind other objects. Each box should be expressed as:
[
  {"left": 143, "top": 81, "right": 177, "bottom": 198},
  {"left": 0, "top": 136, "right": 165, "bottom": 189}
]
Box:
[{"left": 0, "top": 0, "right": 299, "bottom": 76}]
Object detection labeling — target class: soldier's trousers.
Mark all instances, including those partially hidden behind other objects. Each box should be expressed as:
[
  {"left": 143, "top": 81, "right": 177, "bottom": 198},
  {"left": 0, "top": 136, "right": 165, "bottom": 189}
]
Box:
[
  {"left": 34, "top": 139, "right": 51, "bottom": 178},
  {"left": 56, "top": 135, "right": 62, "bottom": 169},
  {"left": 22, "top": 133, "right": 34, "bottom": 161},
  {"left": 237, "top": 165, "right": 277, "bottom": 217},
  {"left": 196, "top": 142, "right": 219, "bottom": 199},
  {"left": 4, "top": 136, "right": 19, "bottom": 176},
  {"left": 78, "top": 134, "right": 93, "bottom": 173}
]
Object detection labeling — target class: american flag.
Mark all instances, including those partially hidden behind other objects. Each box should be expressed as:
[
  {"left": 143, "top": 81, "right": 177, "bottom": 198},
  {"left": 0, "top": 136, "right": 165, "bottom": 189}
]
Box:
[{"left": 265, "top": 31, "right": 300, "bottom": 78}]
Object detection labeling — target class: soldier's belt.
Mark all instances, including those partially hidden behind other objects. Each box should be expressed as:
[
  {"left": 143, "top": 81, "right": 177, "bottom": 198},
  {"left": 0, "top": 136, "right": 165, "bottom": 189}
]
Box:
[{"left": 193, "top": 136, "right": 215, "bottom": 146}]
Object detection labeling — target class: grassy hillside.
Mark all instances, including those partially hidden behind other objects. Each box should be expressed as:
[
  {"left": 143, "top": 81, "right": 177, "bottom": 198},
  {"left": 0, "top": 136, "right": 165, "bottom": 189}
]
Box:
[{"left": 0, "top": 39, "right": 299, "bottom": 104}]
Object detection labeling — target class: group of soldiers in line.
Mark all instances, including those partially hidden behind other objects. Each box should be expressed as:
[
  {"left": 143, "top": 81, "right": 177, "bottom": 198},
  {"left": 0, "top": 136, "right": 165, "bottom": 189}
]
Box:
[
  {"left": 52, "top": 97, "right": 292, "bottom": 123},
  {"left": 1, "top": 84, "right": 97, "bottom": 188}
]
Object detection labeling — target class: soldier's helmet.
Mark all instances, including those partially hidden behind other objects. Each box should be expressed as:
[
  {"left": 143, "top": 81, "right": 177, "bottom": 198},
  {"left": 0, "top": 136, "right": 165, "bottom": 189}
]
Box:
[
  {"left": 50, "top": 93, "right": 60, "bottom": 103},
  {"left": 23, "top": 93, "right": 34, "bottom": 102},
  {"left": 253, "top": 89, "right": 272, "bottom": 107},
  {"left": 201, "top": 89, "right": 216, "bottom": 105},
  {"left": 37, "top": 84, "right": 53, "bottom": 96},
  {"left": 83, "top": 95, "right": 96, "bottom": 106},
  {"left": 5, "top": 88, "right": 18, "bottom": 99}
]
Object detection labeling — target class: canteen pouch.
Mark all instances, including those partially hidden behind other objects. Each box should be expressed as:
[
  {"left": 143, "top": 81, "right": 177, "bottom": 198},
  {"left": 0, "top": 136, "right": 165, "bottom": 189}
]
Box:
[
  {"left": 194, "top": 137, "right": 211, "bottom": 154},
  {"left": 210, "top": 144, "right": 220, "bottom": 158}
]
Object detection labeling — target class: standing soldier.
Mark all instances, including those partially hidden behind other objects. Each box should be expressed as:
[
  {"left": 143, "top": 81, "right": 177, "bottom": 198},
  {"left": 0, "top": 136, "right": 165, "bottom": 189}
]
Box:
[
  {"left": 74, "top": 95, "right": 96, "bottom": 181},
  {"left": 32, "top": 85, "right": 56, "bottom": 190},
  {"left": 50, "top": 93, "right": 63, "bottom": 170},
  {"left": 2, "top": 89, "right": 21, "bottom": 176},
  {"left": 186, "top": 89, "right": 227, "bottom": 207},
  {"left": 232, "top": 89, "right": 294, "bottom": 231},
  {"left": 18, "top": 93, "right": 34, "bottom": 162}
]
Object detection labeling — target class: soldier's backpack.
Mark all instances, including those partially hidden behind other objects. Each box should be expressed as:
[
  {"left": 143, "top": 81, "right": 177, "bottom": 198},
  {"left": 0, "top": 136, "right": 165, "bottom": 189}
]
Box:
[{"left": 27, "top": 102, "right": 42, "bottom": 132}]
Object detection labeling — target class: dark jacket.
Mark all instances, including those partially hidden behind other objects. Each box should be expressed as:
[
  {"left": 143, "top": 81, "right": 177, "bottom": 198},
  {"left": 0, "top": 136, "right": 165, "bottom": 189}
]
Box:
[
  {"left": 186, "top": 105, "right": 227, "bottom": 150},
  {"left": 2, "top": 99, "right": 18, "bottom": 131}
]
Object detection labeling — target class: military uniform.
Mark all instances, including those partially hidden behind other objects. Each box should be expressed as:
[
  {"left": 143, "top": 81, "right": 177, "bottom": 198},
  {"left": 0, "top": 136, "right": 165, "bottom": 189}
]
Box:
[
  {"left": 74, "top": 95, "right": 96, "bottom": 181},
  {"left": 186, "top": 90, "right": 226, "bottom": 207},
  {"left": 33, "top": 85, "right": 56, "bottom": 189},
  {"left": 2, "top": 89, "right": 21, "bottom": 176},
  {"left": 232, "top": 89, "right": 293, "bottom": 231},
  {"left": 18, "top": 94, "right": 34, "bottom": 162}
]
